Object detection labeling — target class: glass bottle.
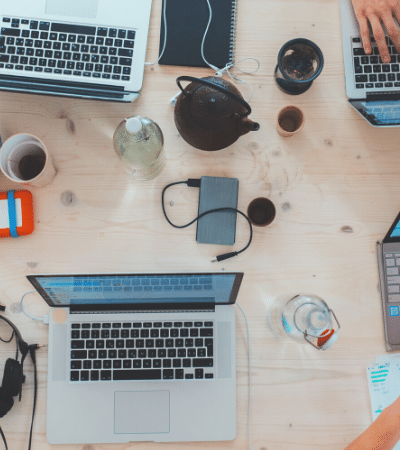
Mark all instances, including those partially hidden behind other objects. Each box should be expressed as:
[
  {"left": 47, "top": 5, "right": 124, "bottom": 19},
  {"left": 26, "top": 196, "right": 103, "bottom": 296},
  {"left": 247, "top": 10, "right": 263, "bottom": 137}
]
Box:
[{"left": 113, "top": 116, "right": 164, "bottom": 181}]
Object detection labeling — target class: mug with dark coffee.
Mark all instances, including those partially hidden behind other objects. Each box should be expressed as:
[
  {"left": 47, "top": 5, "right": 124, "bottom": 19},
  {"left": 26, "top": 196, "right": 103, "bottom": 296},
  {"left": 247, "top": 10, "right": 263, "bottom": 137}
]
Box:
[
  {"left": 247, "top": 197, "right": 276, "bottom": 227},
  {"left": 0, "top": 134, "right": 56, "bottom": 187}
]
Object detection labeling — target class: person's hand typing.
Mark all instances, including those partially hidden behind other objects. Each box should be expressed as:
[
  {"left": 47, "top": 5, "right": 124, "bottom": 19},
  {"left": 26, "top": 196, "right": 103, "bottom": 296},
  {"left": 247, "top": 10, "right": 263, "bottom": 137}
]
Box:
[{"left": 352, "top": 0, "right": 400, "bottom": 63}]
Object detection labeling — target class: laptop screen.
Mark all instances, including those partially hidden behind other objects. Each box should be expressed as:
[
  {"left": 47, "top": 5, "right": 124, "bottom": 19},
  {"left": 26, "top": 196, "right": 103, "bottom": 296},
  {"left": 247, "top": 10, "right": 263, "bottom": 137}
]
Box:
[
  {"left": 383, "top": 211, "right": 400, "bottom": 243},
  {"left": 350, "top": 100, "right": 400, "bottom": 126},
  {"left": 27, "top": 272, "right": 244, "bottom": 309}
]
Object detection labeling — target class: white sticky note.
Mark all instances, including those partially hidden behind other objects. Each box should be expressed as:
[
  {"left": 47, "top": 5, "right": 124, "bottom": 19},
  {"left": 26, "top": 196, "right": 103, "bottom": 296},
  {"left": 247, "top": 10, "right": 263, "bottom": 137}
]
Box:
[{"left": 0, "top": 198, "right": 22, "bottom": 229}]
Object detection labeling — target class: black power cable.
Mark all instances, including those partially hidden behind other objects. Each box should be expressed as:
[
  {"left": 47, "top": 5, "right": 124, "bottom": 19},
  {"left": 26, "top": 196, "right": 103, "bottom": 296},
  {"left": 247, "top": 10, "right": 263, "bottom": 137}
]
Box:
[{"left": 161, "top": 179, "right": 253, "bottom": 262}]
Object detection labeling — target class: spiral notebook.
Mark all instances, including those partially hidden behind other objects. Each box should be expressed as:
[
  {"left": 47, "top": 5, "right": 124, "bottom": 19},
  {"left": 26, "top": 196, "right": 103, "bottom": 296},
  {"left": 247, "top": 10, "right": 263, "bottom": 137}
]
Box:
[{"left": 158, "top": 0, "right": 237, "bottom": 68}]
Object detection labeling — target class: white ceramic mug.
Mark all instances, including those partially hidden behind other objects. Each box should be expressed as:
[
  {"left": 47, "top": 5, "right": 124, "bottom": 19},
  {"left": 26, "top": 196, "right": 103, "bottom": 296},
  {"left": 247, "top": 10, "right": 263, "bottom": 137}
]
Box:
[{"left": 0, "top": 134, "right": 56, "bottom": 187}]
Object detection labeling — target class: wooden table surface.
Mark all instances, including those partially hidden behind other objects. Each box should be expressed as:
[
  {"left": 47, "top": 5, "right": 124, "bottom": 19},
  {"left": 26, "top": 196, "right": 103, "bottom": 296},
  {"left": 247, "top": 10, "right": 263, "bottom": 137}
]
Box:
[{"left": 0, "top": 0, "right": 398, "bottom": 449}]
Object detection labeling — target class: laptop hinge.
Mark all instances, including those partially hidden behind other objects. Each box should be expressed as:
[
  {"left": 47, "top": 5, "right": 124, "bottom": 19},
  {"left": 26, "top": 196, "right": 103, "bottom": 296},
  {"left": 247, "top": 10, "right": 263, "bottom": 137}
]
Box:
[
  {"left": 70, "top": 308, "right": 216, "bottom": 314},
  {"left": 0, "top": 74, "right": 138, "bottom": 101},
  {"left": 366, "top": 91, "right": 400, "bottom": 101},
  {"left": 69, "top": 303, "right": 216, "bottom": 314}
]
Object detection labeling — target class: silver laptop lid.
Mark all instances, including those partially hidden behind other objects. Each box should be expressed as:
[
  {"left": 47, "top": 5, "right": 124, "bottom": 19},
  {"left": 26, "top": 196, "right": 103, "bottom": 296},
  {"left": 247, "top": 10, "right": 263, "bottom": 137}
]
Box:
[
  {"left": 0, "top": 0, "right": 152, "bottom": 101},
  {"left": 27, "top": 272, "right": 244, "bottom": 311}
]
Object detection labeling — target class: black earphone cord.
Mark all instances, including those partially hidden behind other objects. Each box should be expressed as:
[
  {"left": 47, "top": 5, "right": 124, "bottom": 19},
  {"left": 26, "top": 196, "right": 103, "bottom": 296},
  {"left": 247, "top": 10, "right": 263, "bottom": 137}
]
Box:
[
  {"left": 162, "top": 181, "right": 253, "bottom": 262},
  {"left": 0, "top": 316, "right": 40, "bottom": 450}
]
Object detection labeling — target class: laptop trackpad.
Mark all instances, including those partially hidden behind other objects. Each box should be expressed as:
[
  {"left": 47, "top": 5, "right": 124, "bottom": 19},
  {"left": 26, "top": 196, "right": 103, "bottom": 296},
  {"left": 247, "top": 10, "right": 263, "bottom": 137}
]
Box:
[
  {"left": 45, "top": 0, "right": 99, "bottom": 19},
  {"left": 114, "top": 391, "right": 170, "bottom": 434}
]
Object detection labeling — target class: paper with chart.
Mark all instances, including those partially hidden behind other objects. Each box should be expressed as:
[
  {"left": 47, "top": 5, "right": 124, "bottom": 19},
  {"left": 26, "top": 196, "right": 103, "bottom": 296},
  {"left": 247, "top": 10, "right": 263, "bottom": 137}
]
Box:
[{"left": 367, "top": 355, "right": 400, "bottom": 449}]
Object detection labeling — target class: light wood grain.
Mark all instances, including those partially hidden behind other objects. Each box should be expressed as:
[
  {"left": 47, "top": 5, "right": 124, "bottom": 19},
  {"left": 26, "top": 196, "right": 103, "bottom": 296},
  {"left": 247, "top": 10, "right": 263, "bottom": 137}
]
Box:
[{"left": 0, "top": 0, "right": 398, "bottom": 449}]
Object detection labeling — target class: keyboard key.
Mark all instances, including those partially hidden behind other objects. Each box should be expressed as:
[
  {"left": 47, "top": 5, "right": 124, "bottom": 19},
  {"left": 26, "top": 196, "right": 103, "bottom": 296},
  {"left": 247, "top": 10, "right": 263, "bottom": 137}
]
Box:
[
  {"left": 200, "top": 328, "right": 213, "bottom": 337},
  {"left": 163, "top": 369, "right": 174, "bottom": 379},
  {"left": 388, "top": 285, "right": 400, "bottom": 293},
  {"left": 71, "top": 340, "right": 85, "bottom": 349},
  {"left": 80, "top": 371, "right": 89, "bottom": 381},
  {"left": 83, "top": 360, "right": 92, "bottom": 369},
  {"left": 101, "top": 370, "right": 112, "bottom": 380},
  {"left": 195, "top": 368, "right": 204, "bottom": 379},
  {"left": 114, "top": 369, "right": 161, "bottom": 380},
  {"left": 1, "top": 27, "right": 20, "bottom": 37},
  {"left": 90, "top": 370, "right": 99, "bottom": 381},
  {"left": 70, "top": 371, "right": 79, "bottom": 381},
  {"left": 124, "top": 40, "right": 134, "bottom": 48},
  {"left": 356, "top": 75, "right": 368, "bottom": 82},
  {"left": 71, "top": 360, "right": 81, "bottom": 369},
  {"left": 193, "top": 358, "right": 213, "bottom": 367},
  {"left": 197, "top": 348, "right": 206, "bottom": 357}
]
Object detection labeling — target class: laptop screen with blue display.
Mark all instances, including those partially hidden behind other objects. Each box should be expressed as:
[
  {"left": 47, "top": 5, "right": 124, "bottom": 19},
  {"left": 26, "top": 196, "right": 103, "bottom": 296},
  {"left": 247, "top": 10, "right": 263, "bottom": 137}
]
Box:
[{"left": 27, "top": 273, "right": 243, "bottom": 308}]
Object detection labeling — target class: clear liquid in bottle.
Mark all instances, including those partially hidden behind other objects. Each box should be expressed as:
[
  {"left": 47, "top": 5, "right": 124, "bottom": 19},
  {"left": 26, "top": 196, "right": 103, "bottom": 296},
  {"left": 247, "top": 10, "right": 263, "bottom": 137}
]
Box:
[{"left": 113, "top": 116, "right": 164, "bottom": 181}]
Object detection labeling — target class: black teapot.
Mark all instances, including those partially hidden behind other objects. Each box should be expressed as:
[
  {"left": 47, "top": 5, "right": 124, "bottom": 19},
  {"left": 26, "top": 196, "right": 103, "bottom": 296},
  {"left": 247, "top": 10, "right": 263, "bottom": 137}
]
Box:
[{"left": 174, "top": 76, "right": 260, "bottom": 151}]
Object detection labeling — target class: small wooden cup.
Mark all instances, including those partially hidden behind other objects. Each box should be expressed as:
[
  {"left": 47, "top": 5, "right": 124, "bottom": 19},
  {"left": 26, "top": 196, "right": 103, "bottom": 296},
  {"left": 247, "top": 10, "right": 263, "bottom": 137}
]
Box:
[{"left": 276, "top": 106, "right": 304, "bottom": 137}]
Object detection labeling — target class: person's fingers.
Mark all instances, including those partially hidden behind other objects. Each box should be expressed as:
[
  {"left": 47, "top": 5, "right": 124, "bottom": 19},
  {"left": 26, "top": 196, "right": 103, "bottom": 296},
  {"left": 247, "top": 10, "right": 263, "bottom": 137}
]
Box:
[
  {"left": 382, "top": 14, "right": 400, "bottom": 57},
  {"left": 369, "top": 15, "right": 391, "bottom": 62},
  {"left": 392, "top": 3, "right": 400, "bottom": 41},
  {"left": 358, "top": 14, "right": 373, "bottom": 54}
]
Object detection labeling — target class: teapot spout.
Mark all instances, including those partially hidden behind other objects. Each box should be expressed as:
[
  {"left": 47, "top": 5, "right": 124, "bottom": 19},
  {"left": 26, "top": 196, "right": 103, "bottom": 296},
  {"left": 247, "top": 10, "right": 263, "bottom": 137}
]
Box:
[{"left": 240, "top": 117, "right": 260, "bottom": 136}]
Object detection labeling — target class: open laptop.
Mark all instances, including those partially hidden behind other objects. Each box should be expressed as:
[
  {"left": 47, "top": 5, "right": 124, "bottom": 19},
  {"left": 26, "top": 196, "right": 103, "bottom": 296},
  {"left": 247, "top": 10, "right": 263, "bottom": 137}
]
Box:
[
  {"left": 0, "top": 0, "right": 152, "bottom": 102},
  {"left": 27, "top": 271, "right": 243, "bottom": 444},
  {"left": 377, "top": 213, "right": 400, "bottom": 351},
  {"left": 340, "top": 0, "right": 400, "bottom": 126}
]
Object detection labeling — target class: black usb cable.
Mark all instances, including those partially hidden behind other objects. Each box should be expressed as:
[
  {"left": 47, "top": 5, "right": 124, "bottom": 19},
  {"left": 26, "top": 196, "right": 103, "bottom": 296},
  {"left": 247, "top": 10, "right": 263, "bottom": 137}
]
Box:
[{"left": 161, "top": 179, "right": 253, "bottom": 262}]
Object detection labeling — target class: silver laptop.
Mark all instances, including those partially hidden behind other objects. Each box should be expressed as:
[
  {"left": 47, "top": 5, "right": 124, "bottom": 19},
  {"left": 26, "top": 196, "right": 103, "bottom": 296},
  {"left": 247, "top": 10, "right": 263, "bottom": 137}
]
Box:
[
  {"left": 340, "top": 0, "right": 400, "bottom": 126},
  {"left": 377, "top": 213, "right": 400, "bottom": 351},
  {"left": 0, "top": 0, "right": 152, "bottom": 102},
  {"left": 27, "top": 272, "right": 243, "bottom": 444}
]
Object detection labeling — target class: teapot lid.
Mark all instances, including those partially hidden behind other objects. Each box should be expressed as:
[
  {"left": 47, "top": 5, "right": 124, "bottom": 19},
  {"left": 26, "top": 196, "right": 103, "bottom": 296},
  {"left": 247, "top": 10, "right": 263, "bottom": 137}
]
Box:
[{"left": 176, "top": 76, "right": 253, "bottom": 119}]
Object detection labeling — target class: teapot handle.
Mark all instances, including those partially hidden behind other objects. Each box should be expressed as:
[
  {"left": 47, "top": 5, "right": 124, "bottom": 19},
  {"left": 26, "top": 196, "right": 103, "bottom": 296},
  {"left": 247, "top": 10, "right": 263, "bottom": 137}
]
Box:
[{"left": 176, "top": 76, "right": 252, "bottom": 118}]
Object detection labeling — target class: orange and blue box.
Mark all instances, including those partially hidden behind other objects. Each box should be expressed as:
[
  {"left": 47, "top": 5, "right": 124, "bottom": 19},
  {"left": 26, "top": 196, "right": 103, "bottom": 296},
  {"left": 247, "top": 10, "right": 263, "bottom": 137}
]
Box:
[{"left": 0, "top": 190, "right": 34, "bottom": 238}]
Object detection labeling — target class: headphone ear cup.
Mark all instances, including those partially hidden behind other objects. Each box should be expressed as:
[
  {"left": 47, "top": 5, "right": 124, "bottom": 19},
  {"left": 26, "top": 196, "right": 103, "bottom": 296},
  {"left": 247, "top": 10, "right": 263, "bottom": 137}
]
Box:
[
  {"left": 0, "top": 387, "right": 14, "bottom": 418},
  {"left": 2, "top": 359, "right": 23, "bottom": 398}
]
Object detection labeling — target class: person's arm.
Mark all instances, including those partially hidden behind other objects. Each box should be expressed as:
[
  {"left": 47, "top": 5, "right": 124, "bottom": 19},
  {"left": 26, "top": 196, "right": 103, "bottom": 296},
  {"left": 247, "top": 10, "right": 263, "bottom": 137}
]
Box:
[
  {"left": 345, "top": 396, "right": 400, "bottom": 450},
  {"left": 351, "top": 0, "right": 400, "bottom": 63}
]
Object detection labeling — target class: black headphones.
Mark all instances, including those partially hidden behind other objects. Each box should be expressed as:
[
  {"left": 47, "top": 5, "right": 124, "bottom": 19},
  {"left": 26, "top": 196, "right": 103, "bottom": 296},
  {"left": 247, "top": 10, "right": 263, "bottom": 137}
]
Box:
[
  {"left": 0, "top": 308, "right": 41, "bottom": 450},
  {"left": 0, "top": 314, "right": 30, "bottom": 418}
]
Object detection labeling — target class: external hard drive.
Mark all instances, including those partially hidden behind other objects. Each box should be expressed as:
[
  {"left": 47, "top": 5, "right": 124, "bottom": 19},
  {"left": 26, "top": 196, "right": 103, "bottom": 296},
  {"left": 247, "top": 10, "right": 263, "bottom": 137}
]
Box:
[{"left": 196, "top": 176, "right": 239, "bottom": 246}]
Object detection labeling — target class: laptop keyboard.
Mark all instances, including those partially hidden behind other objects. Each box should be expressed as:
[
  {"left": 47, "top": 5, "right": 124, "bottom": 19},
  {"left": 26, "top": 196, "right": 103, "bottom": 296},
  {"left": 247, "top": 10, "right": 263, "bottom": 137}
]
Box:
[
  {"left": 0, "top": 17, "right": 134, "bottom": 81},
  {"left": 352, "top": 37, "right": 400, "bottom": 90},
  {"left": 70, "top": 321, "right": 215, "bottom": 382},
  {"left": 385, "top": 253, "right": 400, "bottom": 302}
]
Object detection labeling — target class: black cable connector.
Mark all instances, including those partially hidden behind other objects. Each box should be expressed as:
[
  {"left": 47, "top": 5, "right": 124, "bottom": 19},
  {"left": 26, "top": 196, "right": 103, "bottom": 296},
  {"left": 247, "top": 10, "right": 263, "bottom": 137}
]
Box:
[
  {"left": 162, "top": 179, "right": 253, "bottom": 262},
  {"left": 187, "top": 178, "right": 201, "bottom": 188},
  {"left": 211, "top": 252, "right": 238, "bottom": 263}
]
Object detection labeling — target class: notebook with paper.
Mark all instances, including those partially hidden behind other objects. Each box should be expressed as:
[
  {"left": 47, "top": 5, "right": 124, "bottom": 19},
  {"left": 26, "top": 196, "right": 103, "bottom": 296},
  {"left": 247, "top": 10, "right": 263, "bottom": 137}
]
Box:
[
  {"left": 0, "top": 0, "right": 152, "bottom": 102},
  {"left": 27, "top": 271, "right": 243, "bottom": 444}
]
